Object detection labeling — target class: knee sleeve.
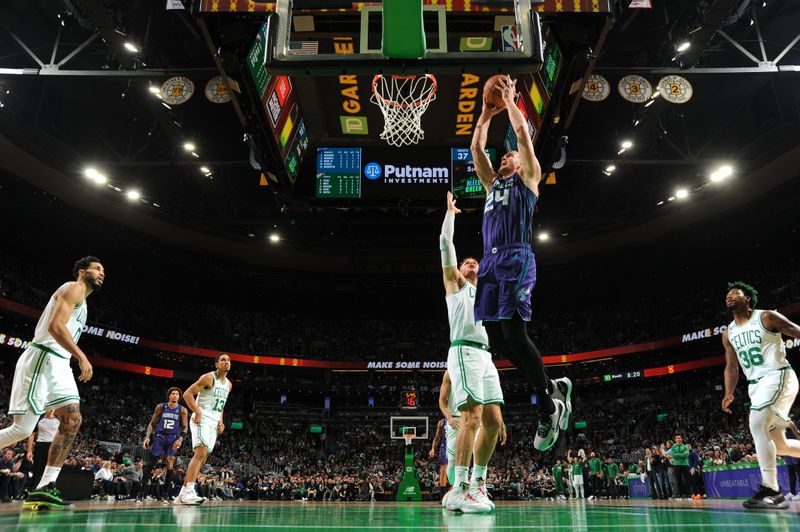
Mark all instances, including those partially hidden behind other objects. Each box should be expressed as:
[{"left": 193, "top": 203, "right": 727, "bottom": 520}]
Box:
[{"left": 0, "top": 411, "right": 40, "bottom": 448}]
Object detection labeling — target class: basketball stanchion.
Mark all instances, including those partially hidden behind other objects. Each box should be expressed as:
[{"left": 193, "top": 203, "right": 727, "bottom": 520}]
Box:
[{"left": 397, "top": 427, "right": 422, "bottom": 501}]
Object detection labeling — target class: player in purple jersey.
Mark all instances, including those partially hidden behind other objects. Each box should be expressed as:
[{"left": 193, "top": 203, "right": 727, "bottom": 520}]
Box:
[
  {"left": 429, "top": 418, "right": 449, "bottom": 489},
  {"left": 139, "top": 387, "right": 188, "bottom": 500},
  {"left": 470, "top": 76, "right": 572, "bottom": 453}
]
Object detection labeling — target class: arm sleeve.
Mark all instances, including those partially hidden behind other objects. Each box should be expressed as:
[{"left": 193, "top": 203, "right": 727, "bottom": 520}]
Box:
[{"left": 439, "top": 211, "right": 457, "bottom": 268}]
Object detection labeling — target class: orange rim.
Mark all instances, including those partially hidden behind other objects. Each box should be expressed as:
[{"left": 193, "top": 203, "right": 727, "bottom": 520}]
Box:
[{"left": 372, "top": 74, "right": 438, "bottom": 109}]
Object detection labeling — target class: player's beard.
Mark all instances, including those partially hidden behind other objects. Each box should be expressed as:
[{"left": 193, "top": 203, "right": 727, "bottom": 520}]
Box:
[{"left": 87, "top": 274, "right": 103, "bottom": 292}]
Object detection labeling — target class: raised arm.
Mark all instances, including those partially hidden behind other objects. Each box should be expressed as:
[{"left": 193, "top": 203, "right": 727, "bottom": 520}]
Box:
[
  {"left": 47, "top": 282, "right": 93, "bottom": 382},
  {"left": 721, "top": 330, "right": 739, "bottom": 414},
  {"left": 440, "top": 192, "right": 466, "bottom": 295},
  {"left": 498, "top": 77, "right": 542, "bottom": 193},
  {"left": 143, "top": 403, "right": 164, "bottom": 448},
  {"left": 470, "top": 103, "right": 502, "bottom": 193}
]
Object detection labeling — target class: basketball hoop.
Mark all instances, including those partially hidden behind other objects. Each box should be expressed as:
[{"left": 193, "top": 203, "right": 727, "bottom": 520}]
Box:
[
  {"left": 403, "top": 432, "right": 414, "bottom": 446},
  {"left": 371, "top": 74, "right": 437, "bottom": 147}
]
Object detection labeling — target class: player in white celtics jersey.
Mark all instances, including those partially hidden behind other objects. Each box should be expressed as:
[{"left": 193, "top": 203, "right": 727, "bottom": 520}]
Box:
[
  {"left": 439, "top": 191, "right": 504, "bottom": 513},
  {"left": 437, "top": 370, "right": 507, "bottom": 509},
  {"left": 177, "top": 353, "right": 232, "bottom": 505},
  {"left": 0, "top": 256, "right": 101, "bottom": 510},
  {"left": 721, "top": 281, "right": 800, "bottom": 510}
]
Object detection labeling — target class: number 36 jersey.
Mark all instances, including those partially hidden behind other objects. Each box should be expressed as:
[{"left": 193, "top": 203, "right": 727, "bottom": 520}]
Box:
[
  {"left": 194, "top": 372, "right": 230, "bottom": 423},
  {"left": 727, "top": 310, "right": 788, "bottom": 382},
  {"left": 482, "top": 173, "right": 537, "bottom": 251}
]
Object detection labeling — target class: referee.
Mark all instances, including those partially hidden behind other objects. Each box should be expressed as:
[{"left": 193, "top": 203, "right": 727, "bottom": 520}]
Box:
[{"left": 26, "top": 409, "right": 59, "bottom": 489}]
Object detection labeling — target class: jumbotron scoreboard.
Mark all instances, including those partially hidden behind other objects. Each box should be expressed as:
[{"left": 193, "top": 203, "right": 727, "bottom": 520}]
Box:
[{"left": 315, "top": 147, "right": 495, "bottom": 200}]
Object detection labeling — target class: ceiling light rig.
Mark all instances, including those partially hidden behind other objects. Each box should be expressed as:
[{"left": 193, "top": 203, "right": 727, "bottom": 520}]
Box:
[
  {"left": 82, "top": 167, "right": 163, "bottom": 209},
  {"left": 710, "top": 165, "right": 733, "bottom": 182}
]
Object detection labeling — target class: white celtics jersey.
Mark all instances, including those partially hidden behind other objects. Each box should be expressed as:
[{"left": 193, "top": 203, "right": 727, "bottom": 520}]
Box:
[
  {"left": 446, "top": 282, "right": 489, "bottom": 346},
  {"left": 31, "top": 282, "right": 87, "bottom": 358},
  {"left": 728, "top": 310, "right": 788, "bottom": 381},
  {"left": 195, "top": 372, "right": 230, "bottom": 422}
]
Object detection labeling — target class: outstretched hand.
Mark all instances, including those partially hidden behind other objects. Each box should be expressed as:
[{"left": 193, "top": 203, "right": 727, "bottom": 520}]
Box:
[
  {"left": 446, "top": 191, "right": 461, "bottom": 215},
  {"left": 496, "top": 76, "right": 518, "bottom": 107}
]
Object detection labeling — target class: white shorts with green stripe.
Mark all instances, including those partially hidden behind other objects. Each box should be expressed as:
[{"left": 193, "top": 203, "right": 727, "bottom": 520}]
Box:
[
  {"left": 190, "top": 416, "right": 219, "bottom": 453},
  {"left": 748, "top": 367, "right": 798, "bottom": 429},
  {"left": 8, "top": 344, "right": 80, "bottom": 416},
  {"left": 447, "top": 344, "right": 504, "bottom": 411}
]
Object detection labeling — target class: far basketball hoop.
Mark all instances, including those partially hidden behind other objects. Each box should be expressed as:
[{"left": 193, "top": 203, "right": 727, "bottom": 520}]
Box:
[{"left": 371, "top": 74, "right": 437, "bottom": 147}]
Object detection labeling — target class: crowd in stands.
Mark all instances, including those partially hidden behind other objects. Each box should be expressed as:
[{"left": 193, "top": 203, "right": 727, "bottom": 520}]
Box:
[
  {"left": 1, "top": 351, "right": 793, "bottom": 503},
  {"left": 1, "top": 254, "right": 799, "bottom": 363},
  {"left": 2, "top": 252, "right": 800, "bottom": 503}
]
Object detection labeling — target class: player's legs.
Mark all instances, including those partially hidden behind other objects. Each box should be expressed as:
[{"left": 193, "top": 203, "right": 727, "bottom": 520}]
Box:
[
  {"left": 165, "top": 455, "right": 177, "bottom": 497},
  {"left": 444, "top": 423, "right": 457, "bottom": 486},
  {"left": 0, "top": 411, "right": 39, "bottom": 449},
  {"left": 498, "top": 317, "right": 554, "bottom": 413},
  {"left": 472, "top": 404, "right": 501, "bottom": 485},
  {"left": 184, "top": 445, "right": 208, "bottom": 487},
  {"left": 745, "top": 407, "right": 788, "bottom": 508},
  {"left": 40, "top": 402, "right": 81, "bottom": 485}
]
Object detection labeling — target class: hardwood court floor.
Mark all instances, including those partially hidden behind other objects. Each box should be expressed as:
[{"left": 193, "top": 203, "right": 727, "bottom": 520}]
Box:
[{"left": 1, "top": 499, "right": 799, "bottom": 531}]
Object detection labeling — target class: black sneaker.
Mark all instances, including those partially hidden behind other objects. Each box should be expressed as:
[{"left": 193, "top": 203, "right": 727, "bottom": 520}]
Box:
[
  {"left": 533, "top": 399, "right": 564, "bottom": 451},
  {"left": 742, "top": 484, "right": 788, "bottom": 510},
  {"left": 22, "top": 482, "right": 74, "bottom": 511}
]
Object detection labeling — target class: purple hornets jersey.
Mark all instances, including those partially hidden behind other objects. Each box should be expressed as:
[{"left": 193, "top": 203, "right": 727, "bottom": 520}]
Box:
[
  {"left": 482, "top": 173, "right": 537, "bottom": 251},
  {"left": 156, "top": 403, "right": 182, "bottom": 436}
]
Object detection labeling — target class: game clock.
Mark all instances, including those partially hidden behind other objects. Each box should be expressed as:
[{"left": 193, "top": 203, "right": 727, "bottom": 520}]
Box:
[{"left": 401, "top": 390, "right": 418, "bottom": 410}]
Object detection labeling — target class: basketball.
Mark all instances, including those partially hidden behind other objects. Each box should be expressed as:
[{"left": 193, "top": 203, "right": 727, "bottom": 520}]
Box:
[{"left": 483, "top": 75, "right": 509, "bottom": 111}]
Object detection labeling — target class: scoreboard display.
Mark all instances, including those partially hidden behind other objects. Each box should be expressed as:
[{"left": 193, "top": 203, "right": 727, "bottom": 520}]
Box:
[
  {"left": 316, "top": 147, "right": 362, "bottom": 198},
  {"left": 315, "top": 147, "right": 496, "bottom": 199},
  {"left": 451, "top": 148, "right": 495, "bottom": 199}
]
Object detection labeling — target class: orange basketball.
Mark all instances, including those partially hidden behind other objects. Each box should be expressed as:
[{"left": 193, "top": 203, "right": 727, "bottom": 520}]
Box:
[{"left": 483, "top": 75, "right": 509, "bottom": 111}]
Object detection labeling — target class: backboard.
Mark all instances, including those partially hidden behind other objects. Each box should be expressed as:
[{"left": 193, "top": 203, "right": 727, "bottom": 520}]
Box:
[
  {"left": 265, "top": 0, "right": 544, "bottom": 75},
  {"left": 390, "top": 416, "right": 429, "bottom": 441}
]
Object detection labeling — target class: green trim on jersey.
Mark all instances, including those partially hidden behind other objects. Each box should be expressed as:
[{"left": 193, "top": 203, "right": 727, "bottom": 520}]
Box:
[
  {"left": 750, "top": 369, "right": 788, "bottom": 411},
  {"left": 755, "top": 310, "right": 778, "bottom": 337},
  {"left": 29, "top": 343, "right": 70, "bottom": 360},
  {"left": 457, "top": 347, "right": 484, "bottom": 404},
  {"left": 748, "top": 366, "right": 792, "bottom": 384},
  {"left": 26, "top": 350, "right": 48, "bottom": 415},
  {"left": 451, "top": 339, "right": 489, "bottom": 351},
  {"left": 45, "top": 396, "right": 81, "bottom": 409}
]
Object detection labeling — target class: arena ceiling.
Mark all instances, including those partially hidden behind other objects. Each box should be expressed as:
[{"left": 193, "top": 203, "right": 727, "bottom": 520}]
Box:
[{"left": 1, "top": 0, "right": 799, "bottom": 272}]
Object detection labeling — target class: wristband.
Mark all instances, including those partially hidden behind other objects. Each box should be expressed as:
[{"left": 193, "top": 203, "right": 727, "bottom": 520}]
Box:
[{"left": 180, "top": 432, "right": 188, "bottom": 440}]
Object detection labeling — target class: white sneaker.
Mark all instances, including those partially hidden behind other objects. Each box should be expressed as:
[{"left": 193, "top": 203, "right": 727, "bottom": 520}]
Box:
[
  {"left": 472, "top": 483, "right": 495, "bottom": 510},
  {"left": 175, "top": 489, "right": 205, "bottom": 506},
  {"left": 446, "top": 485, "right": 492, "bottom": 513},
  {"left": 550, "top": 377, "right": 573, "bottom": 431},
  {"left": 534, "top": 399, "right": 565, "bottom": 451},
  {"left": 588, "top": 495, "right": 595, "bottom": 501},
  {"left": 441, "top": 487, "right": 453, "bottom": 508}
]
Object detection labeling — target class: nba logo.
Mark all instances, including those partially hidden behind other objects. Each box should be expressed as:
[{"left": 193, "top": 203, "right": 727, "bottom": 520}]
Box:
[
  {"left": 501, "top": 25, "right": 522, "bottom": 51},
  {"left": 364, "top": 162, "right": 382, "bottom": 180}
]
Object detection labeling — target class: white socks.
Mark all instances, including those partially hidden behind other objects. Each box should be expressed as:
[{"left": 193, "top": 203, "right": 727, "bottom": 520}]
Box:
[
  {"left": 37, "top": 466, "right": 61, "bottom": 489},
  {"left": 471, "top": 464, "right": 488, "bottom": 486},
  {"left": 455, "top": 466, "right": 469, "bottom": 487}
]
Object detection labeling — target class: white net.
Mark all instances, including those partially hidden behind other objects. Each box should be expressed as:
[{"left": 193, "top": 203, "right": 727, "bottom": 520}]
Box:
[{"left": 370, "top": 75, "right": 437, "bottom": 147}]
